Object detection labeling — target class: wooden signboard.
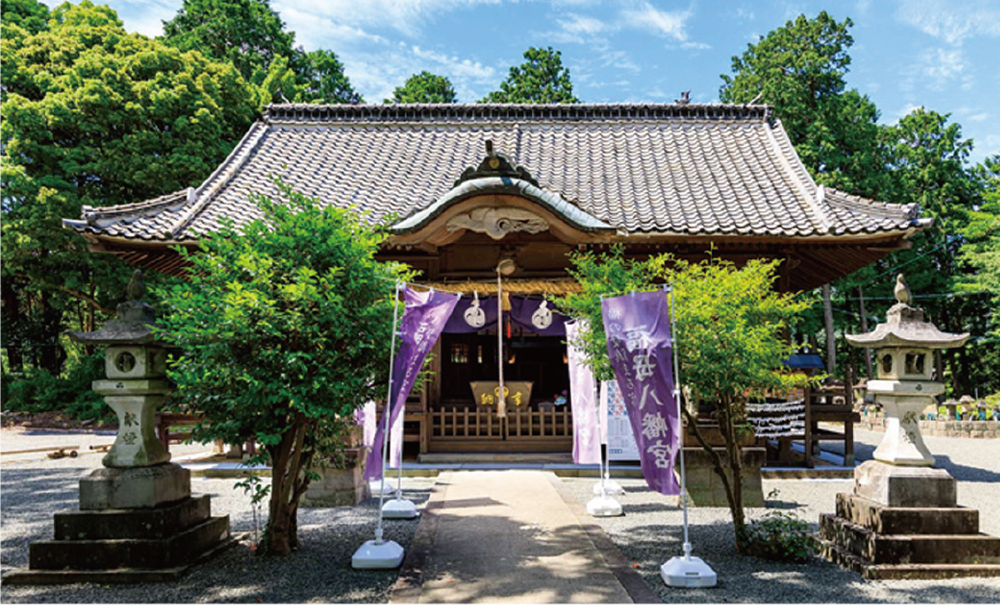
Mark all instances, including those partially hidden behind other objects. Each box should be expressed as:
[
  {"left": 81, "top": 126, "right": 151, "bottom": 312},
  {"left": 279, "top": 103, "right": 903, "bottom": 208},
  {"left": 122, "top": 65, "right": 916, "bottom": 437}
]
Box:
[{"left": 470, "top": 381, "right": 533, "bottom": 408}]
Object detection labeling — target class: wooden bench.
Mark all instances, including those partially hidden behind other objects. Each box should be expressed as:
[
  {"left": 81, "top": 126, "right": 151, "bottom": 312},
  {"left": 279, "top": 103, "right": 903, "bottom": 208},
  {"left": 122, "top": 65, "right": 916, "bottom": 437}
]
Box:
[{"left": 154, "top": 412, "right": 257, "bottom": 456}]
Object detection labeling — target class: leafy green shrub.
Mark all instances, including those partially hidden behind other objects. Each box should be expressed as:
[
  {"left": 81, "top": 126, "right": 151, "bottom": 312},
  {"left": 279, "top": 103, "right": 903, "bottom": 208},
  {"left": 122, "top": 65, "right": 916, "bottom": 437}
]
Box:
[
  {"left": 745, "top": 510, "right": 816, "bottom": 563},
  {"left": 1, "top": 353, "right": 112, "bottom": 422}
]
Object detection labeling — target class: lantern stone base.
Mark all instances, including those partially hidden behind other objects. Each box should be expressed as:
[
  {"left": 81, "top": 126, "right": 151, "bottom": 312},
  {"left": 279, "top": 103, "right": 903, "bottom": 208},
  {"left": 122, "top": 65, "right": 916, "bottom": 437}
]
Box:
[
  {"left": 3, "top": 496, "right": 236, "bottom": 585},
  {"left": 80, "top": 463, "right": 191, "bottom": 510},
  {"left": 2, "top": 465, "right": 235, "bottom": 585},
  {"left": 853, "top": 460, "right": 956, "bottom": 508},
  {"left": 819, "top": 475, "right": 1000, "bottom": 579}
]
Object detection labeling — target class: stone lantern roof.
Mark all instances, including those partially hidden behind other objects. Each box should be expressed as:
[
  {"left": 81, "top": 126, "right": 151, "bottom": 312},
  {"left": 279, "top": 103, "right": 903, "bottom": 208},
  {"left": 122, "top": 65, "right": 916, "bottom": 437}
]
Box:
[
  {"left": 845, "top": 275, "right": 968, "bottom": 350},
  {"left": 67, "top": 270, "right": 159, "bottom": 345}
]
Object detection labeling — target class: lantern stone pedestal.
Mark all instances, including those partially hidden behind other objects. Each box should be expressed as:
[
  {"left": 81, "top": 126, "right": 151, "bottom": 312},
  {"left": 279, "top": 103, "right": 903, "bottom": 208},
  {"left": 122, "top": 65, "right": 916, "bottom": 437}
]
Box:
[
  {"left": 818, "top": 277, "right": 1000, "bottom": 579},
  {"left": 3, "top": 273, "right": 235, "bottom": 585}
]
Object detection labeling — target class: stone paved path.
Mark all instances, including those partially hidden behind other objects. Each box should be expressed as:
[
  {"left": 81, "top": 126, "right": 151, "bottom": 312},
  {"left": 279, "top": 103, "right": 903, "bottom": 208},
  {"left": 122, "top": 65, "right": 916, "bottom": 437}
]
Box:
[{"left": 391, "top": 470, "right": 641, "bottom": 604}]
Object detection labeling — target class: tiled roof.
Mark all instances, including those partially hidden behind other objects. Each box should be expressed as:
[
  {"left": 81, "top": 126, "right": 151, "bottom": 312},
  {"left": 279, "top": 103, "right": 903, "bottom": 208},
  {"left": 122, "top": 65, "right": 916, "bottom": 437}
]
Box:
[{"left": 63, "top": 103, "right": 928, "bottom": 242}]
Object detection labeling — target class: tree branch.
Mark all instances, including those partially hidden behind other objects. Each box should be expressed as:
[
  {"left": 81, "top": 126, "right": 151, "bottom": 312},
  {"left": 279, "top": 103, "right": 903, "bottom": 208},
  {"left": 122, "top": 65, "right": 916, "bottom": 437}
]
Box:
[{"left": 14, "top": 274, "right": 115, "bottom": 315}]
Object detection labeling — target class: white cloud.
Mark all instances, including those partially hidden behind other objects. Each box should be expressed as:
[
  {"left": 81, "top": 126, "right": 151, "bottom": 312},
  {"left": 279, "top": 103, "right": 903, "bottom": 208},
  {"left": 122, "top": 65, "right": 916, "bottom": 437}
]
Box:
[
  {"left": 279, "top": 7, "right": 388, "bottom": 50},
  {"left": 915, "top": 47, "right": 976, "bottom": 91},
  {"left": 274, "top": 0, "right": 502, "bottom": 38},
  {"left": 620, "top": 2, "right": 692, "bottom": 41},
  {"left": 968, "top": 112, "right": 991, "bottom": 123},
  {"left": 557, "top": 13, "right": 607, "bottom": 36},
  {"left": 411, "top": 46, "right": 496, "bottom": 80},
  {"left": 895, "top": 0, "right": 1000, "bottom": 45}
]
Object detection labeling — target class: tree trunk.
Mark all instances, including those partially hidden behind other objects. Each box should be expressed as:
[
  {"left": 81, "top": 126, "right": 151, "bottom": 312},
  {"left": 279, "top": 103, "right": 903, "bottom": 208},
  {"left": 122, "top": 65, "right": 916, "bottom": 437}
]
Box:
[
  {"left": 264, "top": 413, "right": 312, "bottom": 556},
  {"left": 681, "top": 401, "right": 746, "bottom": 551},
  {"left": 1, "top": 280, "right": 24, "bottom": 373},
  {"left": 38, "top": 291, "right": 66, "bottom": 375},
  {"left": 823, "top": 284, "right": 836, "bottom": 377},
  {"left": 857, "top": 286, "right": 874, "bottom": 380}
]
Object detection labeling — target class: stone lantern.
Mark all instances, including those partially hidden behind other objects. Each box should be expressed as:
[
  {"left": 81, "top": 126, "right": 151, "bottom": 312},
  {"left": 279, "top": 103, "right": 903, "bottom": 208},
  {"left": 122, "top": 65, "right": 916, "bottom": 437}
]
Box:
[
  {"left": 845, "top": 276, "right": 967, "bottom": 468},
  {"left": 818, "top": 274, "right": 1000, "bottom": 579},
  {"left": 5, "top": 271, "right": 233, "bottom": 585}
]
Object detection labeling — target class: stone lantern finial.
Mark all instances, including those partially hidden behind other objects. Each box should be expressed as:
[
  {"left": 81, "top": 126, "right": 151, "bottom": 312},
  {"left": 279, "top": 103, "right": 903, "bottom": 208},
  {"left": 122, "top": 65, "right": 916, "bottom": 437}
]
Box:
[{"left": 893, "top": 273, "right": 911, "bottom": 305}]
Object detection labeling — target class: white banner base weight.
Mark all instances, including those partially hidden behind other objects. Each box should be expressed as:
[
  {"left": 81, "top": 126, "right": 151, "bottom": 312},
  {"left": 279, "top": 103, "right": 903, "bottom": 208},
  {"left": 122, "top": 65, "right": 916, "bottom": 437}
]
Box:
[
  {"left": 592, "top": 479, "right": 624, "bottom": 495},
  {"left": 660, "top": 544, "right": 717, "bottom": 588},
  {"left": 381, "top": 497, "right": 419, "bottom": 519},
  {"left": 586, "top": 494, "right": 623, "bottom": 517},
  {"left": 352, "top": 539, "right": 405, "bottom": 569}
]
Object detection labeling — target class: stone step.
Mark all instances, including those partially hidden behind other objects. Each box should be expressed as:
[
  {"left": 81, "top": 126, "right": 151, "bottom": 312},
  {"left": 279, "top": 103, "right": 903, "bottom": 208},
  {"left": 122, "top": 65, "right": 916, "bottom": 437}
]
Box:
[
  {"left": 54, "top": 496, "right": 211, "bottom": 541},
  {"left": 818, "top": 538, "right": 1000, "bottom": 580},
  {"left": 3, "top": 534, "right": 241, "bottom": 585},
  {"left": 820, "top": 514, "right": 1000, "bottom": 565},
  {"left": 835, "top": 493, "right": 980, "bottom": 535},
  {"left": 30, "top": 515, "right": 229, "bottom": 571}
]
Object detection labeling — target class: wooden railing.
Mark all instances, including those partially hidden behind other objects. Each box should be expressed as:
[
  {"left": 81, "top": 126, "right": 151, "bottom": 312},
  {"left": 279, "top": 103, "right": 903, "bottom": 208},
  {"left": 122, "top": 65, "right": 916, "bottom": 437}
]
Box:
[{"left": 430, "top": 405, "right": 573, "bottom": 441}]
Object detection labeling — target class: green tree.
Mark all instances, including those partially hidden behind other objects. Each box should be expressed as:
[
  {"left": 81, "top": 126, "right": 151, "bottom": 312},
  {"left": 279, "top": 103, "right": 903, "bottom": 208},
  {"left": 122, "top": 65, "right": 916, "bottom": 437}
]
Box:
[
  {"left": 556, "top": 248, "right": 811, "bottom": 551},
  {"left": 295, "top": 49, "right": 359, "bottom": 104},
  {"left": 1, "top": 0, "right": 256, "bottom": 375},
  {"left": 0, "top": 0, "right": 50, "bottom": 35},
  {"left": 162, "top": 0, "right": 359, "bottom": 106},
  {"left": 155, "top": 185, "right": 412, "bottom": 555},
  {"left": 720, "top": 12, "right": 889, "bottom": 198},
  {"left": 162, "top": 0, "right": 294, "bottom": 85},
  {"left": 387, "top": 71, "right": 457, "bottom": 104},
  {"left": 720, "top": 11, "right": 891, "bottom": 379},
  {"left": 882, "top": 108, "right": 985, "bottom": 393},
  {"left": 482, "top": 46, "right": 579, "bottom": 104}
]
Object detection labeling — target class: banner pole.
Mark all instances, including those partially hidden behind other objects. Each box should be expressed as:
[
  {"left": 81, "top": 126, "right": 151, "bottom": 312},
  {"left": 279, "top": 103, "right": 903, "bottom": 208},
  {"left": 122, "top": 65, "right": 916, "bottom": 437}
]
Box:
[
  {"left": 496, "top": 268, "right": 506, "bottom": 419},
  {"left": 374, "top": 281, "right": 402, "bottom": 544},
  {"left": 668, "top": 287, "right": 690, "bottom": 551},
  {"left": 660, "top": 284, "right": 717, "bottom": 587}
]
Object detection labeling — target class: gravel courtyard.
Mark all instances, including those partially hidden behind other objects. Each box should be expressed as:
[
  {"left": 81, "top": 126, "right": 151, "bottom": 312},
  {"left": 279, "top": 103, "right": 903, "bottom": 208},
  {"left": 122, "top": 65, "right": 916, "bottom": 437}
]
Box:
[
  {"left": 2, "top": 426, "right": 999, "bottom": 603},
  {"left": 0, "top": 428, "right": 432, "bottom": 603},
  {"left": 563, "top": 426, "right": 1000, "bottom": 603}
]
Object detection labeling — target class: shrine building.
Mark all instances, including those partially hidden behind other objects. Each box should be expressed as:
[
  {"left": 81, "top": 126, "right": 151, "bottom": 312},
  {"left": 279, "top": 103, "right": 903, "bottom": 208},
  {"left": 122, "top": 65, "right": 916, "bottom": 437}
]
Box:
[{"left": 64, "top": 103, "right": 930, "bottom": 456}]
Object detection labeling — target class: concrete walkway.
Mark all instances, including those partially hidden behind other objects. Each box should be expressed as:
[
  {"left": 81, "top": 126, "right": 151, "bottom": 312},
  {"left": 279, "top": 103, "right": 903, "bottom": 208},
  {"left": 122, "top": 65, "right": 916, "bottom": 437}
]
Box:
[{"left": 391, "top": 470, "right": 653, "bottom": 604}]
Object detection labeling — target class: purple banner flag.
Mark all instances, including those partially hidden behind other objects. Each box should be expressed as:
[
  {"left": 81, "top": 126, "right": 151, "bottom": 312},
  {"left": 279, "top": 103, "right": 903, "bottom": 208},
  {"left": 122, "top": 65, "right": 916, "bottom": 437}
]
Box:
[
  {"left": 443, "top": 293, "right": 499, "bottom": 333},
  {"left": 601, "top": 291, "right": 681, "bottom": 495},
  {"left": 566, "top": 321, "right": 601, "bottom": 465},
  {"left": 365, "top": 286, "right": 460, "bottom": 480},
  {"left": 509, "top": 296, "right": 566, "bottom": 336}
]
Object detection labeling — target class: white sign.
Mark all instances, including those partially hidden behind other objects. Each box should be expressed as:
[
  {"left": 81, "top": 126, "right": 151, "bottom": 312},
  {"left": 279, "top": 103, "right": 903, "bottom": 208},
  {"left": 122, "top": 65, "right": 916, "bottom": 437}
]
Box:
[{"left": 603, "top": 380, "right": 640, "bottom": 461}]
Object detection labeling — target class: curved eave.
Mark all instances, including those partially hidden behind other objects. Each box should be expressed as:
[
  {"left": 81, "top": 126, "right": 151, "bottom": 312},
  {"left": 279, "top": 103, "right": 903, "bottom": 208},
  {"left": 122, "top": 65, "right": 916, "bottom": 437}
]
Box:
[
  {"left": 846, "top": 332, "right": 970, "bottom": 349},
  {"left": 391, "top": 177, "right": 613, "bottom": 235}
]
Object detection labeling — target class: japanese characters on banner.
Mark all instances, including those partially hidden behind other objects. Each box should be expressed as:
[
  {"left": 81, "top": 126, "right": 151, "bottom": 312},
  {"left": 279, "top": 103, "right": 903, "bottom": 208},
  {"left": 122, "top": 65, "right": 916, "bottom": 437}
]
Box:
[
  {"left": 365, "top": 286, "right": 460, "bottom": 481},
  {"left": 566, "top": 321, "right": 600, "bottom": 465},
  {"left": 601, "top": 291, "right": 681, "bottom": 495},
  {"left": 602, "top": 379, "right": 640, "bottom": 461}
]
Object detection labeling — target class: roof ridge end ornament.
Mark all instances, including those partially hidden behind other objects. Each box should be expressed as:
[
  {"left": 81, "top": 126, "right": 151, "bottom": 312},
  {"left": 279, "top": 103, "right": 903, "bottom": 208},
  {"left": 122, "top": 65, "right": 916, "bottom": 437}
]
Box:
[{"left": 453, "top": 139, "right": 540, "bottom": 188}]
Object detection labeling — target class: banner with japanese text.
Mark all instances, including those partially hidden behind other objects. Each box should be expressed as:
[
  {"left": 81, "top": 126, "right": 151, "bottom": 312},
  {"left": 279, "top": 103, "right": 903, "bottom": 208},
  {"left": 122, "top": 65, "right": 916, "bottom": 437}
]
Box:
[
  {"left": 566, "top": 321, "right": 600, "bottom": 465},
  {"left": 365, "top": 286, "right": 460, "bottom": 480},
  {"left": 600, "top": 291, "right": 681, "bottom": 495}
]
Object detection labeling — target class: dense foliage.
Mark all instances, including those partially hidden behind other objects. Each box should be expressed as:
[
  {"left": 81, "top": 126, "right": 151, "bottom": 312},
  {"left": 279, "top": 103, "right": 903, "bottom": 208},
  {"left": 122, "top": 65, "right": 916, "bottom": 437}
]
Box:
[
  {"left": 556, "top": 247, "right": 813, "bottom": 549},
  {"left": 162, "top": 0, "right": 359, "bottom": 105},
  {"left": 154, "top": 184, "right": 411, "bottom": 555},
  {"left": 482, "top": 46, "right": 579, "bottom": 104},
  {"left": 387, "top": 71, "right": 457, "bottom": 104},
  {"left": 1, "top": 0, "right": 257, "bottom": 382},
  {"left": 721, "top": 11, "right": 999, "bottom": 396}
]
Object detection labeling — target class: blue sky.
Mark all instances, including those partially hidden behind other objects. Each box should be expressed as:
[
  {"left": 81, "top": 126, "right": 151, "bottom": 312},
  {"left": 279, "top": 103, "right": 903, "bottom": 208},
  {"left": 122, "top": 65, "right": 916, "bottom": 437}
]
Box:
[{"left": 58, "top": 0, "right": 999, "bottom": 164}]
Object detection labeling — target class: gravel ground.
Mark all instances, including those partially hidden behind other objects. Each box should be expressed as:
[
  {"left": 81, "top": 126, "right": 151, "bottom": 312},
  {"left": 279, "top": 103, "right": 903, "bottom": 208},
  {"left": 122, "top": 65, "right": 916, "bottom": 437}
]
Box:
[
  {"left": 0, "top": 428, "right": 432, "bottom": 603},
  {"left": 563, "top": 427, "right": 1000, "bottom": 603}
]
